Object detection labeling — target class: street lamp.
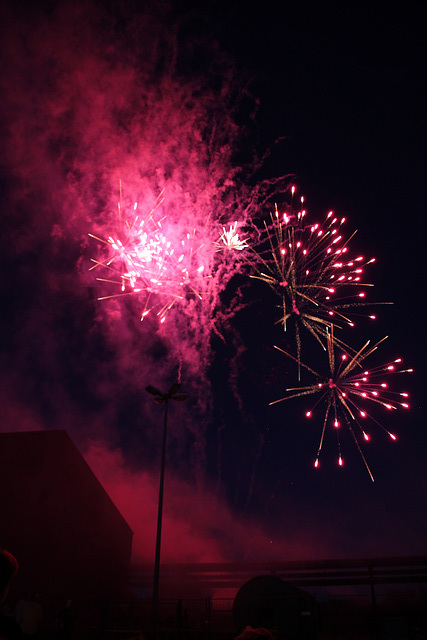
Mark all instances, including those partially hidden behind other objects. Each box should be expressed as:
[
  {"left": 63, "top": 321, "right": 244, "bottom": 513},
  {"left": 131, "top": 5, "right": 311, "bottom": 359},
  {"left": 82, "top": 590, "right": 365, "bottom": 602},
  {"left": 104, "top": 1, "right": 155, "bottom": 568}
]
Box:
[{"left": 146, "top": 382, "right": 188, "bottom": 639}]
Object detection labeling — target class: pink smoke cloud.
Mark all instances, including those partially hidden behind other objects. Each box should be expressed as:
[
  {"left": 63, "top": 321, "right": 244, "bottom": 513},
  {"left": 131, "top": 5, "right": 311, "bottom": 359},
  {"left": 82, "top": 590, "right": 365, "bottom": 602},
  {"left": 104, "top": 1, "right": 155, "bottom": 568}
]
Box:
[
  {"left": 0, "top": 1, "right": 295, "bottom": 568},
  {"left": 0, "top": 0, "right": 263, "bottom": 459},
  {"left": 1, "top": 0, "right": 425, "bottom": 572},
  {"left": 83, "top": 441, "right": 332, "bottom": 564}
]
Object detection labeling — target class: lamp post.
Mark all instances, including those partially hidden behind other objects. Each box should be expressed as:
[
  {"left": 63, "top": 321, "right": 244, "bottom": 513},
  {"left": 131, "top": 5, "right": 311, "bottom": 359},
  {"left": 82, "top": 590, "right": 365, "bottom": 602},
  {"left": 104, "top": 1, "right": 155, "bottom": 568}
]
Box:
[{"left": 146, "top": 382, "right": 188, "bottom": 639}]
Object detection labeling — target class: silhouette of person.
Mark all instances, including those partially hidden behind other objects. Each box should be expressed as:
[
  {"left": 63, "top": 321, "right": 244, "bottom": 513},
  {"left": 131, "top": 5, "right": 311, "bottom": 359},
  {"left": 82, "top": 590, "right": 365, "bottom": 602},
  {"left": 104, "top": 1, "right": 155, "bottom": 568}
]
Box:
[
  {"left": 55, "top": 600, "right": 76, "bottom": 640},
  {"left": 0, "top": 549, "right": 22, "bottom": 640},
  {"left": 15, "top": 592, "right": 43, "bottom": 640},
  {"left": 235, "top": 627, "right": 275, "bottom": 640}
]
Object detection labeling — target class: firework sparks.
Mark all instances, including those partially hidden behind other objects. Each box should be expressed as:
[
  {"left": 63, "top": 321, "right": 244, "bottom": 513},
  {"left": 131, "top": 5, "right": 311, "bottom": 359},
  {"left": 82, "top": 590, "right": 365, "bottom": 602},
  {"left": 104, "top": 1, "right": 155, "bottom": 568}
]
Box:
[
  {"left": 251, "top": 188, "right": 383, "bottom": 375},
  {"left": 270, "top": 329, "right": 412, "bottom": 480},
  {"left": 89, "top": 190, "right": 208, "bottom": 323},
  {"left": 216, "top": 222, "right": 248, "bottom": 252}
]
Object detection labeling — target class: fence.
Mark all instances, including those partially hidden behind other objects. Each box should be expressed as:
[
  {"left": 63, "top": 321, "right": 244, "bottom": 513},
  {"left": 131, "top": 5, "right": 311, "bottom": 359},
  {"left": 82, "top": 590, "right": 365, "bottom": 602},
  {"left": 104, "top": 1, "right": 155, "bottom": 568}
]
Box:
[{"left": 102, "top": 556, "right": 427, "bottom": 639}]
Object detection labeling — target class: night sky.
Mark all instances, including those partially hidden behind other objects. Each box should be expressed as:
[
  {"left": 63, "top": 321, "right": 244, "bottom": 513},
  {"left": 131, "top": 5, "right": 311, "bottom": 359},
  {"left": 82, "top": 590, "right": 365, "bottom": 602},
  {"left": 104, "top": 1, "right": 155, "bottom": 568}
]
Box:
[{"left": 1, "top": 0, "right": 425, "bottom": 566}]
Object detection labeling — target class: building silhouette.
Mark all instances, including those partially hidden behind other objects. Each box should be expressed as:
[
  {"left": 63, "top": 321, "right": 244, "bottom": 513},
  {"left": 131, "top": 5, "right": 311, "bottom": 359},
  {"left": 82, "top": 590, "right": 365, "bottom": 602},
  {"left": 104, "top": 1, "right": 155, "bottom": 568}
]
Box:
[{"left": 0, "top": 430, "right": 132, "bottom": 608}]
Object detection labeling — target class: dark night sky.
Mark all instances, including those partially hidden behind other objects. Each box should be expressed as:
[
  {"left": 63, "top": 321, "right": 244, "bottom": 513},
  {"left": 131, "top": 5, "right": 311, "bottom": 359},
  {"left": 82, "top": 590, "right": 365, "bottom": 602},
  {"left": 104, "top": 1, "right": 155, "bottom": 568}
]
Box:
[{"left": 0, "top": 0, "right": 426, "bottom": 565}]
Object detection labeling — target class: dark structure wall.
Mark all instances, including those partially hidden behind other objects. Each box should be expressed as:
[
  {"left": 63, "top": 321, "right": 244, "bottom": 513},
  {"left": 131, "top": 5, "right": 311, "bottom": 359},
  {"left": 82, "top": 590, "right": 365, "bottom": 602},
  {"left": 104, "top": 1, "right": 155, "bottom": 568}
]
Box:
[{"left": 0, "top": 430, "right": 133, "bottom": 606}]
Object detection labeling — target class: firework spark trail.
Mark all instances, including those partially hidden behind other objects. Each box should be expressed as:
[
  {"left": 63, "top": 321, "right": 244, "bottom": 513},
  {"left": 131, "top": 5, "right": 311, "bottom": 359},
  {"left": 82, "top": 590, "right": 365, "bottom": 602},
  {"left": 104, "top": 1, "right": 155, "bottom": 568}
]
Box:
[
  {"left": 271, "top": 329, "right": 412, "bottom": 480},
  {"left": 250, "top": 187, "right": 385, "bottom": 376}
]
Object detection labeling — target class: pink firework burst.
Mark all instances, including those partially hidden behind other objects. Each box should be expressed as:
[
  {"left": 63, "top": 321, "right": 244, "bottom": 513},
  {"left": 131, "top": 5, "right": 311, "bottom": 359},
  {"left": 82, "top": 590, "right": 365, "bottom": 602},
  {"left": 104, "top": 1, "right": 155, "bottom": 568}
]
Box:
[
  {"left": 89, "top": 190, "right": 208, "bottom": 323},
  {"left": 252, "top": 187, "right": 385, "bottom": 375},
  {"left": 271, "top": 329, "right": 412, "bottom": 481},
  {"left": 89, "top": 185, "right": 250, "bottom": 327}
]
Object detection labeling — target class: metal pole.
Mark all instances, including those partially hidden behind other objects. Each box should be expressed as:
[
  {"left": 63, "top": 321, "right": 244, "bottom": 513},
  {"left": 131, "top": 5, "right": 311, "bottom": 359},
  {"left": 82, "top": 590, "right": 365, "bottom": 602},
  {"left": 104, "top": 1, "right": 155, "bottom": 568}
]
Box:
[
  {"left": 146, "top": 383, "right": 187, "bottom": 640},
  {"left": 151, "top": 397, "right": 169, "bottom": 639}
]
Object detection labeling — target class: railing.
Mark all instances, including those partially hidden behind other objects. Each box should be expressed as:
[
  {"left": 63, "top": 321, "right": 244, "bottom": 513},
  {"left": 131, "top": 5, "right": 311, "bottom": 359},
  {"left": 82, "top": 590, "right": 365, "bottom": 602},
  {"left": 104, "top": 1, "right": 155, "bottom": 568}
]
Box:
[
  {"left": 102, "top": 556, "right": 427, "bottom": 639},
  {"left": 130, "top": 555, "right": 427, "bottom": 591}
]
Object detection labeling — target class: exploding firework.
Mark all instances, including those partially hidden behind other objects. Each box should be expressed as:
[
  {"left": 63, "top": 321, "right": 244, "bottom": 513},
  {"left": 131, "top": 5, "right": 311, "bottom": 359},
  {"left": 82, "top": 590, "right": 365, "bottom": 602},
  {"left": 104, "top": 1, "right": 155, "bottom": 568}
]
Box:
[
  {"left": 89, "top": 189, "right": 208, "bottom": 323},
  {"left": 216, "top": 222, "right": 249, "bottom": 252},
  {"left": 89, "top": 186, "right": 251, "bottom": 325},
  {"left": 270, "top": 329, "right": 412, "bottom": 480},
  {"left": 251, "top": 187, "right": 383, "bottom": 375}
]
